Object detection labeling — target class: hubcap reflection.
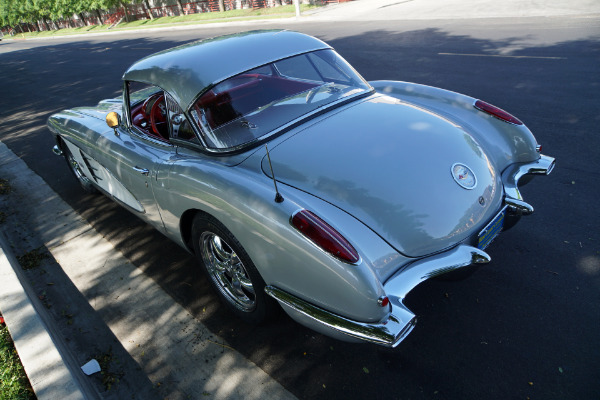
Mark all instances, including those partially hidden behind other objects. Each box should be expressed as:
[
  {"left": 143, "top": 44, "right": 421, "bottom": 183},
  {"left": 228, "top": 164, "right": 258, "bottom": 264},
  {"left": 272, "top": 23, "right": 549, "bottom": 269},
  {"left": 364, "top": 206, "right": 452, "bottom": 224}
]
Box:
[{"left": 200, "top": 232, "right": 256, "bottom": 311}]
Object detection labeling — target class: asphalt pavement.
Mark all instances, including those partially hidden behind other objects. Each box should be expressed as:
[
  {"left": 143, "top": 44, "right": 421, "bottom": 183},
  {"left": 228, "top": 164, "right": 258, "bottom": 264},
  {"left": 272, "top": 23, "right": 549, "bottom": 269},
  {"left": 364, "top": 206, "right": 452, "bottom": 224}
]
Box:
[{"left": 0, "top": 0, "right": 599, "bottom": 399}]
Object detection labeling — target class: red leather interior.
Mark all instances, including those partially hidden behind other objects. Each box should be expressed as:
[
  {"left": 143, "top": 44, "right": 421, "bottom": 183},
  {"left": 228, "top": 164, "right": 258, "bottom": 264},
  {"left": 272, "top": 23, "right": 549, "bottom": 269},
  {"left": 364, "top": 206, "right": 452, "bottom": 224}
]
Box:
[{"left": 130, "top": 95, "right": 168, "bottom": 140}]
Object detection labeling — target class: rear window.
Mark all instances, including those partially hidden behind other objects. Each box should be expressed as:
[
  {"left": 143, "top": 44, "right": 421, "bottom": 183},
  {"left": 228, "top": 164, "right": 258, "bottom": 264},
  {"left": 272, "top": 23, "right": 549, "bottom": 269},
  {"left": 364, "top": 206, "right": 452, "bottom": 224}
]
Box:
[{"left": 190, "top": 49, "right": 371, "bottom": 150}]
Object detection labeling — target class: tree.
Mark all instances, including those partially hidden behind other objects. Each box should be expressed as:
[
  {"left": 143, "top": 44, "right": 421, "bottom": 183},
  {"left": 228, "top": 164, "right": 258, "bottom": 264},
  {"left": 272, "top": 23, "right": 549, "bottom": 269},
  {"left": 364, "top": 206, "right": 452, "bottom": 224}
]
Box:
[
  {"left": 120, "top": 1, "right": 131, "bottom": 22},
  {"left": 175, "top": 0, "right": 184, "bottom": 15},
  {"left": 89, "top": 0, "right": 124, "bottom": 24},
  {"left": 143, "top": 0, "right": 153, "bottom": 19},
  {"left": 0, "top": 0, "right": 138, "bottom": 31},
  {"left": 0, "top": 0, "right": 22, "bottom": 28}
]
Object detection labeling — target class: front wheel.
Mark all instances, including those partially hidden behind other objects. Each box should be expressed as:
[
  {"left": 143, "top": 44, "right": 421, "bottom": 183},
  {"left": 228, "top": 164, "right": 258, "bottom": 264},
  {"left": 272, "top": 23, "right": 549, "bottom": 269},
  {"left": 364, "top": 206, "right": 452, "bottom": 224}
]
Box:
[
  {"left": 63, "top": 144, "right": 97, "bottom": 194},
  {"left": 191, "top": 214, "right": 277, "bottom": 324}
]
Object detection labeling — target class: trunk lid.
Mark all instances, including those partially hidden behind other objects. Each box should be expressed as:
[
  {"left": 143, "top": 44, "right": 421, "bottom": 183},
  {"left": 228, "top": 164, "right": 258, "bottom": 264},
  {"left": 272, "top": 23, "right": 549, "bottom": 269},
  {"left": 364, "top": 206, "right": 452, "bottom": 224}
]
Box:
[{"left": 262, "top": 95, "right": 503, "bottom": 257}]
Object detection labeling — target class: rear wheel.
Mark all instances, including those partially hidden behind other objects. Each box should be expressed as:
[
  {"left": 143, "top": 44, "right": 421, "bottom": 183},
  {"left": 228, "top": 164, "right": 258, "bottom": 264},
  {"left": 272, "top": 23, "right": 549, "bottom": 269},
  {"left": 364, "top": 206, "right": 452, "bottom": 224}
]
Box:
[
  {"left": 63, "top": 144, "right": 97, "bottom": 194},
  {"left": 191, "top": 214, "right": 277, "bottom": 324}
]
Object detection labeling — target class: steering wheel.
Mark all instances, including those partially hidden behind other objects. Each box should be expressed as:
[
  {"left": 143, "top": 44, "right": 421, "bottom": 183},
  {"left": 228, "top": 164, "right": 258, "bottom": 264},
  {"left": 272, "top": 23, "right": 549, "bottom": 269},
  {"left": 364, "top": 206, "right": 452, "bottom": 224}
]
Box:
[{"left": 142, "top": 93, "right": 167, "bottom": 138}]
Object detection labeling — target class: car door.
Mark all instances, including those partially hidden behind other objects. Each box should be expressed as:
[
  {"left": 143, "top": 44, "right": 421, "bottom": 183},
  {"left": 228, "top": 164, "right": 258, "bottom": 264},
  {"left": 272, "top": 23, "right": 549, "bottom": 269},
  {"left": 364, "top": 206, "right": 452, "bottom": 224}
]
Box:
[
  {"left": 107, "top": 127, "right": 172, "bottom": 232},
  {"left": 93, "top": 82, "right": 178, "bottom": 232}
]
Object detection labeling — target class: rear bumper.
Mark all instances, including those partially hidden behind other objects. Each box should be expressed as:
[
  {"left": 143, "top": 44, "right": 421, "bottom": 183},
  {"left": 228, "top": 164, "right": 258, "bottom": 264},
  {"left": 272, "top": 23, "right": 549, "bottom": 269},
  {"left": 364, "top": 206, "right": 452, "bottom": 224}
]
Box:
[
  {"left": 265, "top": 244, "right": 490, "bottom": 347},
  {"left": 265, "top": 285, "right": 416, "bottom": 347},
  {"left": 502, "top": 154, "right": 555, "bottom": 215}
]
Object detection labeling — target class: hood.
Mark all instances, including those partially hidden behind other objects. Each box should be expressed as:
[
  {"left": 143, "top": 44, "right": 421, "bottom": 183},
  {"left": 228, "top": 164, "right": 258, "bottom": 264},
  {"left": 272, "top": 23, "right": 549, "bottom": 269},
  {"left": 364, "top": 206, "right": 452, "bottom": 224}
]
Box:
[
  {"left": 72, "top": 98, "right": 123, "bottom": 121},
  {"left": 262, "top": 95, "right": 503, "bottom": 257}
]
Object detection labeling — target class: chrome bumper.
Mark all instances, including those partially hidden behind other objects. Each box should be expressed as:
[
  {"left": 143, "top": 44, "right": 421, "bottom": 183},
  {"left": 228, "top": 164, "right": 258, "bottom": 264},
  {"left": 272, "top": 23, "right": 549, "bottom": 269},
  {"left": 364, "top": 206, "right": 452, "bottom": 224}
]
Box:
[
  {"left": 265, "top": 285, "right": 417, "bottom": 347},
  {"left": 502, "top": 154, "right": 555, "bottom": 215},
  {"left": 265, "top": 244, "right": 490, "bottom": 347}
]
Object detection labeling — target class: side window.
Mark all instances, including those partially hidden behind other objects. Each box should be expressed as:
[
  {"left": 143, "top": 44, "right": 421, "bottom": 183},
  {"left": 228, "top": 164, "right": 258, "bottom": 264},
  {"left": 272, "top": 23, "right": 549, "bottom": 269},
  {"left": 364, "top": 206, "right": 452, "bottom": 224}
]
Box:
[
  {"left": 164, "top": 93, "right": 199, "bottom": 144},
  {"left": 127, "top": 81, "right": 168, "bottom": 140}
]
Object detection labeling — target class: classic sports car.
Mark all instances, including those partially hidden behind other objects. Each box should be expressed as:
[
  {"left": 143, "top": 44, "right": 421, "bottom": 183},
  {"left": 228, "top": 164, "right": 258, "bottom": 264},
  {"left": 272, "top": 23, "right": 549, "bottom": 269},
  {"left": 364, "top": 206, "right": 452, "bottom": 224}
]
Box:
[{"left": 48, "top": 30, "right": 554, "bottom": 347}]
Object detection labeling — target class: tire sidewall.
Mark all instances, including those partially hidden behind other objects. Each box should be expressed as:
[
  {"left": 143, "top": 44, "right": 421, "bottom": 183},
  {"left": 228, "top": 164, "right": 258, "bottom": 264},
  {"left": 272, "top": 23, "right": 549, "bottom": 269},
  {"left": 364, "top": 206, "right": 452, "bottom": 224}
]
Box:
[{"left": 191, "top": 214, "right": 276, "bottom": 324}]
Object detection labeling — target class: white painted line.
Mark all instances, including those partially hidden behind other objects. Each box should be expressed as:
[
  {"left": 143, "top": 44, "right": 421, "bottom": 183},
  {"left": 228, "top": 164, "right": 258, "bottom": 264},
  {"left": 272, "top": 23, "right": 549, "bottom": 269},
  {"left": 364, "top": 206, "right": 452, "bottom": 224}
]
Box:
[{"left": 438, "top": 52, "right": 566, "bottom": 60}]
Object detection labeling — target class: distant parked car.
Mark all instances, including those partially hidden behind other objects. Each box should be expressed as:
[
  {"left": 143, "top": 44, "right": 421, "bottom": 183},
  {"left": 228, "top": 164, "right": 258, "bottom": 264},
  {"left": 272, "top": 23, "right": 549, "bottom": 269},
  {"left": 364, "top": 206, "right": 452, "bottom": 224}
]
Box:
[{"left": 48, "top": 30, "right": 555, "bottom": 347}]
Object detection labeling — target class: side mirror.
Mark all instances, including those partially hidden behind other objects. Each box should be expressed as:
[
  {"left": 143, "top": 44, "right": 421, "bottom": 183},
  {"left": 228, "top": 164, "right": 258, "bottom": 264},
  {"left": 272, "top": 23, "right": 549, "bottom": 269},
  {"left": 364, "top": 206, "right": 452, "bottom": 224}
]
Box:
[{"left": 106, "top": 111, "right": 121, "bottom": 135}]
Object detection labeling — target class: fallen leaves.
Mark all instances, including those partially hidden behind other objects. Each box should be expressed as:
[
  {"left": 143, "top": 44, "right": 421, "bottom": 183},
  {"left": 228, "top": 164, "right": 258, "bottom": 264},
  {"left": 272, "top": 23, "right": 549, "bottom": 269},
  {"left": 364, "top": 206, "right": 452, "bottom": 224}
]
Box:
[
  {"left": 0, "top": 179, "right": 11, "bottom": 195},
  {"left": 17, "top": 247, "right": 49, "bottom": 270}
]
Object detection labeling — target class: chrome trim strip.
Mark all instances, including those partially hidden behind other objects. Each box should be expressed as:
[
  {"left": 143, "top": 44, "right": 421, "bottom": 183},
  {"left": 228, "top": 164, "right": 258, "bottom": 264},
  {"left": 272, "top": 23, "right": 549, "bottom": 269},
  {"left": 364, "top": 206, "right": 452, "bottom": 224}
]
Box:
[
  {"left": 265, "top": 285, "right": 416, "bottom": 347},
  {"left": 502, "top": 154, "right": 555, "bottom": 215},
  {"left": 52, "top": 145, "right": 63, "bottom": 156}
]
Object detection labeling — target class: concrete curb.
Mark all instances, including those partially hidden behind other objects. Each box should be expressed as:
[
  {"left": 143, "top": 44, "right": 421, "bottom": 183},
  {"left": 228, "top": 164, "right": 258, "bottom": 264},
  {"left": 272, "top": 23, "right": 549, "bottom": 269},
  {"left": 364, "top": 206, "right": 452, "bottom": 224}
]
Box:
[{"left": 0, "top": 230, "right": 89, "bottom": 400}]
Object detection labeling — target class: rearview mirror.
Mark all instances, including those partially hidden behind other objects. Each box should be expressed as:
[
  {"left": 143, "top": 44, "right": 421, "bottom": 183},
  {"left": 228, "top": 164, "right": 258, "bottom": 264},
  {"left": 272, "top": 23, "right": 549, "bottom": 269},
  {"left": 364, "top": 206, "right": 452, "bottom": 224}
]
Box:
[{"left": 106, "top": 111, "right": 121, "bottom": 129}]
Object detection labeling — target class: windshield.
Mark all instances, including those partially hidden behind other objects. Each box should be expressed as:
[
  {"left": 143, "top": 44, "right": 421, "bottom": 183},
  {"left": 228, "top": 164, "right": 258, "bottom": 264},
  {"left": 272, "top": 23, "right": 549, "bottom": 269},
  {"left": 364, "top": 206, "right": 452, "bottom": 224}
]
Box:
[{"left": 189, "top": 49, "right": 371, "bottom": 150}]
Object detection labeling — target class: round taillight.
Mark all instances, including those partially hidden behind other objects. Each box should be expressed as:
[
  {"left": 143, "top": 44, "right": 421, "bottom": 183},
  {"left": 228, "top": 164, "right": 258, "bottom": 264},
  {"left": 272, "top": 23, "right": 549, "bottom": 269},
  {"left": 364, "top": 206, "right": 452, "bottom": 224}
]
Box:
[
  {"left": 291, "top": 210, "right": 360, "bottom": 264},
  {"left": 474, "top": 100, "right": 523, "bottom": 125}
]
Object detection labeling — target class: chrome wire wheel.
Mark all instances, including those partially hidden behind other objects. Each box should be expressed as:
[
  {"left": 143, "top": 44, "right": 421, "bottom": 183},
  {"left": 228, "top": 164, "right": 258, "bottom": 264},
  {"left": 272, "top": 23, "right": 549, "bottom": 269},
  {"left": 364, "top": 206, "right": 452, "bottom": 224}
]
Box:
[{"left": 200, "top": 231, "right": 256, "bottom": 312}]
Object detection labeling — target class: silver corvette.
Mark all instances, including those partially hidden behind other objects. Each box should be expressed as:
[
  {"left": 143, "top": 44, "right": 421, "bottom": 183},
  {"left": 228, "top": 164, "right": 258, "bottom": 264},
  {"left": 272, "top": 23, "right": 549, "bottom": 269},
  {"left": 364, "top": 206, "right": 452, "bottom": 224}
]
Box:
[{"left": 48, "top": 30, "right": 555, "bottom": 347}]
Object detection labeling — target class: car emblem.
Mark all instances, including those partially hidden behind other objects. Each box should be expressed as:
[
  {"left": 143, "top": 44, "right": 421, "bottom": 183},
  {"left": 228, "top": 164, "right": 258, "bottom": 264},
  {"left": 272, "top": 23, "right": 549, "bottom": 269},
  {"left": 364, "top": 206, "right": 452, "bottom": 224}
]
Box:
[{"left": 451, "top": 163, "right": 477, "bottom": 189}]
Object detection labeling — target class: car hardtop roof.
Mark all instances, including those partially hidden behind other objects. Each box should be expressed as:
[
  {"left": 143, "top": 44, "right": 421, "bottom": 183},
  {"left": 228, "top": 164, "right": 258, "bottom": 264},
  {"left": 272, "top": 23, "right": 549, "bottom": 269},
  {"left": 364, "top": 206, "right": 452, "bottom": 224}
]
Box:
[{"left": 122, "top": 30, "right": 332, "bottom": 110}]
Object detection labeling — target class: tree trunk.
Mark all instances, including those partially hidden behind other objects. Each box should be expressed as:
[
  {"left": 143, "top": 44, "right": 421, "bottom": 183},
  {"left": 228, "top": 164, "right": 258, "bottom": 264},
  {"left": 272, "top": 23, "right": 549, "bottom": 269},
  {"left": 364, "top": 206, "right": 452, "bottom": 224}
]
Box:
[
  {"left": 42, "top": 17, "right": 50, "bottom": 31},
  {"left": 121, "top": 3, "right": 131, "bottom": 22},
  {"left": 95, "top": 9, "right": 103, "bottom": 25},
  {"left": 144, "top": 0, "right": 154, "bottom": 19},
  {"left": 176, "top": 0, "right": 184, "bottom": 15},
  {"left": 78, "top": 13, "right": 87, "bottom": 26},
  {"left": 218, "top": 0, "right": 225, "bottom": 12}
]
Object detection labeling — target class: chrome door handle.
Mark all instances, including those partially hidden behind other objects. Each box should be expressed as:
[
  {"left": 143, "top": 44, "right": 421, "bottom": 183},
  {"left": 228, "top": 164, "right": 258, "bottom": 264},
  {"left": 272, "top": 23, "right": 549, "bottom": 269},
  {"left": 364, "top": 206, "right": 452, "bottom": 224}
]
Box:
[{"left": 133, "top": 166, "right": 150, "bottom": 176}]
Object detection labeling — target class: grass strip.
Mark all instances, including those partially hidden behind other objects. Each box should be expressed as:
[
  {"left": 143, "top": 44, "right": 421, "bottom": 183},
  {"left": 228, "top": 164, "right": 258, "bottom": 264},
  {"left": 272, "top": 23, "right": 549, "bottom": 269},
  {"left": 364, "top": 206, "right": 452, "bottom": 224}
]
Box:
[{"left": 0, "top": 316, "right": 36, "bottom": 400}]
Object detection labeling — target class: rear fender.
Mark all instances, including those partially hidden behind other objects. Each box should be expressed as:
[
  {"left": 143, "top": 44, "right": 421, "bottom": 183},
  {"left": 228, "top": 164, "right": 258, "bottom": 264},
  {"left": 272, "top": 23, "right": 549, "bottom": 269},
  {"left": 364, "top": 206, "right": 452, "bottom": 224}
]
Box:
[
  {"left": 162, "top": 149, "right": 409, "bottom": 323},
  {"left": 369, "top": 81, "right": 540, "bottom": 172}
]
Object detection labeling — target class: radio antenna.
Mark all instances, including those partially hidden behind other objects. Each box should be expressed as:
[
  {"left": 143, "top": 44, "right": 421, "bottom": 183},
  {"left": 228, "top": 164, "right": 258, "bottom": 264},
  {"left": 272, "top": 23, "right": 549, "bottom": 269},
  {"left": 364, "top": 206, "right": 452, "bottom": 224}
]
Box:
[{"left": 265, "top": 145, "right": 284, "bottom": 203}]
